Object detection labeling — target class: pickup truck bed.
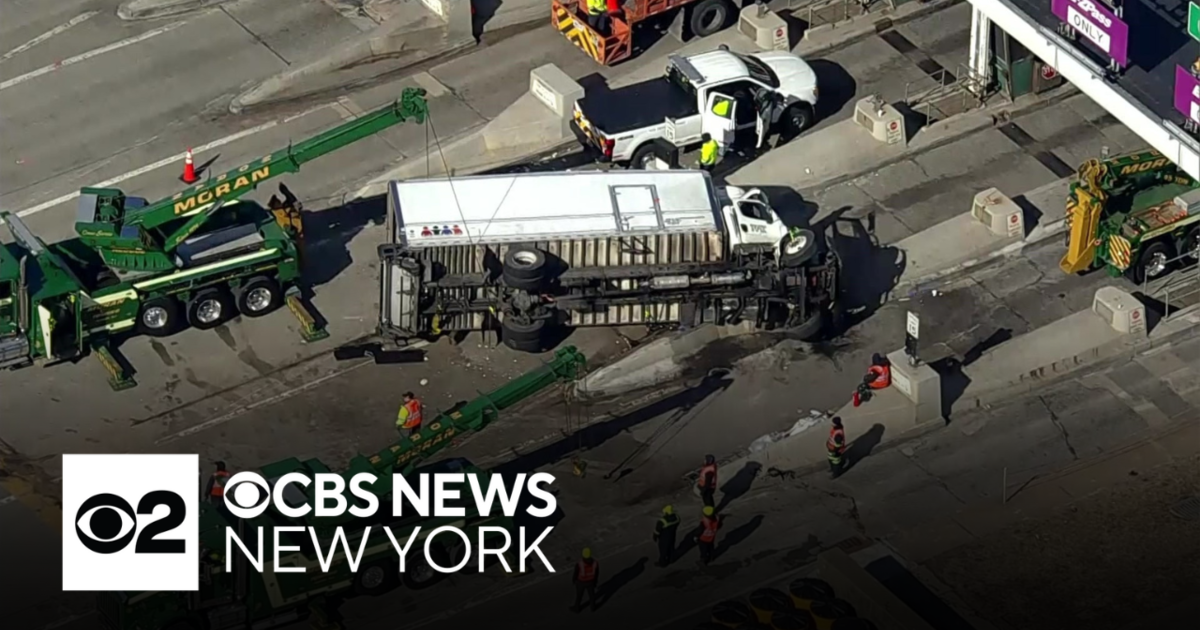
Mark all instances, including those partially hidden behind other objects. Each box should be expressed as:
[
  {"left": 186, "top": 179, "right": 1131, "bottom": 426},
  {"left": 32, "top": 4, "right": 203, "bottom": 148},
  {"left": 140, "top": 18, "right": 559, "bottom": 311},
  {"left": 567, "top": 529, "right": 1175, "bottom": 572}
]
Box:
[{"left": 577, "top": 77, "right": 697, "bottom": 134}]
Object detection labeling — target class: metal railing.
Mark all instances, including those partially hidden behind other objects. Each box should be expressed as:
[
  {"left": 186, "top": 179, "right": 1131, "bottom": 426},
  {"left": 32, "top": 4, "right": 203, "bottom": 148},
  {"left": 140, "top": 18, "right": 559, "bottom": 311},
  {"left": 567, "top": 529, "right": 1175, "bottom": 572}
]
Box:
[
  {"left": 1140, "top": 251, "right": 1200, "bottom": 320},
  {"left": 800, "top": 0, "right": 895, "bottom": 30},
  {"left": 902, "top": 63, "right": 990, "bottom": 125}
]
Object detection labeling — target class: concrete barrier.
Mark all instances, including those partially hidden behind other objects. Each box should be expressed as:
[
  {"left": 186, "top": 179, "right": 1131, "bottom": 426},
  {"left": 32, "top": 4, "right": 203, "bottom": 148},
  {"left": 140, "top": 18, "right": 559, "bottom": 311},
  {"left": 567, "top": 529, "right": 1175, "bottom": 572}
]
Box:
[
  {"left": 482, "top": 65, "right": 583, "bottom": 152},
  {"left": 118, "top": 0, "right": 231, "bottom": 20}
]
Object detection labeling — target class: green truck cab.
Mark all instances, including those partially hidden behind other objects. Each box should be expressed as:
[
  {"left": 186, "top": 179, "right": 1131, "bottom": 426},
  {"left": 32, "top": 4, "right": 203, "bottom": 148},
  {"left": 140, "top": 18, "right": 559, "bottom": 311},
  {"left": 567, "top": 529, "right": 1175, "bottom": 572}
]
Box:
[
  {"left": 0, "top": 87, "right": 431, "bottom": 390},
  {"left": 96, "top": 346, "right": 588, "bottom": 630}
]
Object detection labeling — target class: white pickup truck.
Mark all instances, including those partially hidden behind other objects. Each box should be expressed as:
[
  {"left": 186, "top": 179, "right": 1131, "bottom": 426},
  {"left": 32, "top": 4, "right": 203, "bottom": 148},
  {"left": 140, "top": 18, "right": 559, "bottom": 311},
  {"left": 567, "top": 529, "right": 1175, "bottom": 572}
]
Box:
[{"left": 572, "top": 46, "right": 820, "bottom": 169}]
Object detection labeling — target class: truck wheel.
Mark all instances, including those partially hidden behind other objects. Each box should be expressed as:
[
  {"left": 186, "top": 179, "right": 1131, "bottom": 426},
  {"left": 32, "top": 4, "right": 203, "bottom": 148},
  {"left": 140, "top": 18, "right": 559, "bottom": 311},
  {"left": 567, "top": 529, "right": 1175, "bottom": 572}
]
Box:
[
  {"left": 779, "top": 229, "right": 818, "bottom": 267},
  {"left": 236, "top": 277, "right": 283, "bottom": 318},
  {"left": 137, "top": 297, "right": 181, "bottom": 337},
  {"left": 354, "top": 560, "right": 399, "bottom": 596},
  {"left": 791, "top": 310, "right": 826, "bottom": 341},
  {"left": 690, "top": 0, "right": 731, "bottom": 37},
  {"left": 1131, "top": 240, "right": 1174, "bottom": 285},
  {"left": 503, "top": 246, "right": 547, "bottom": 291},
  {"left": 629, "top": 142, "right": 674, "bottom": 170},
  {"left": 187, "top": 288, "right": 233, "bottom": 330},
  {"left": 1181, "top": 225, "right": 1200, "bottom": 261},
  {"left": 782, "top": 104, "right": 815, "bottom": 138},
  {"left": 402, "top": 546, "right": 449, "bottom": 590},
  {"left": 502, "top": 317, "right": 546, "bottom": 353}
]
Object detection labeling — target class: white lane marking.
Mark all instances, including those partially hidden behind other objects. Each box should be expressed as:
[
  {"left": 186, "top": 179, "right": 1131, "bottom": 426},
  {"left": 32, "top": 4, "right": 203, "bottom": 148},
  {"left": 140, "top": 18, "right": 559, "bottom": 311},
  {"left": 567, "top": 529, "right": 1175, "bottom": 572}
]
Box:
[
  {"left": 155, "top": 340, "right": 429, "bottom": 445},
  {"left": 15, "top": 103, "right": 333, "bottom": 218},
  {"left": 0, "top": 21, "right": 186, "bottom": 91},
  {"left": 0, "top": 11, "right": 100, "bottom": 62}
]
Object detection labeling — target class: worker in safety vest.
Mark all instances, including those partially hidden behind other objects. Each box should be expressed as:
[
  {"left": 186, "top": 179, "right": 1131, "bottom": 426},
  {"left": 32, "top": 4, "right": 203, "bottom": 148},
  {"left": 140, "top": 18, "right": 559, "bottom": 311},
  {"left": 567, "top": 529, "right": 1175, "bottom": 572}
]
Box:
[
  {"left": 827, "top": 416, "right": 847, "bottom": 479},
  {"left": 571, "top": 548, "right": 600, "bottom": 612},
  {"left": 853, "top": 353, "right": 892, "bottom": 406},
  {"left": 695, "top": 454, "right": 718, "bottom": 508},
  {"left": 694, "top": 505, "right": 721, "bottom": 565},
  {"left": 205, "top": 461, "right": 231, "bottom": 504},
  {"left": 653, "top": 505, "right": 680, "bottom": 567},
  {"left": 396, "top": 391, "right": 423, "bottom": 437},
  {"left": 584, "top": 0, "right": 609, "bottom": 36},
  {"left": 699, "top": 133, "right": 719, "bottom": 172}
]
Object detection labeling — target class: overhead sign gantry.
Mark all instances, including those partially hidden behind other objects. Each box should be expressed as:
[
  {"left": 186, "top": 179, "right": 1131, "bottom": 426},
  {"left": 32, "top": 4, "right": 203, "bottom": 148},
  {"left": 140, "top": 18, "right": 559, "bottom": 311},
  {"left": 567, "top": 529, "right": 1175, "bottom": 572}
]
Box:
[{"left": 965, "top": 0, "right": 1200, "bottom": 180}]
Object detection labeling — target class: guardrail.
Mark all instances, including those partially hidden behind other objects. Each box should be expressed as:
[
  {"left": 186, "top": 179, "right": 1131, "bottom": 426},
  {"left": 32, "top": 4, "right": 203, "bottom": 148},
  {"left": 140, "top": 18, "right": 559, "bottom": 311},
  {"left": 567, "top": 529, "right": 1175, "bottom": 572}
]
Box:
[
  {"left": 902, "top": 62, "right": 988, "bottom": 124},
  {"left": 1141, "top": 252, "right": 1200, "bottom": 320}
]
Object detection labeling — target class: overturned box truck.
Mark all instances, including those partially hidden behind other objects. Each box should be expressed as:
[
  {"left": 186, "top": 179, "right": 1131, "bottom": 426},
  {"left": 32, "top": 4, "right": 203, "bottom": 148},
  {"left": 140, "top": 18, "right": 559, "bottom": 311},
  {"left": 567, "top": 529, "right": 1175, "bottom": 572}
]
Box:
[{"left": 377, "top": 170, "right": 839, "bottom": 351}]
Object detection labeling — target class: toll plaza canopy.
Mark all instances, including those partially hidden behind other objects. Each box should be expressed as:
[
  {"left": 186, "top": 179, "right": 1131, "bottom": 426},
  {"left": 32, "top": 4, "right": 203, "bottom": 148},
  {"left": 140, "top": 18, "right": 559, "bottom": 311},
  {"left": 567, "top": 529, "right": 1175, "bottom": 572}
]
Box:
[{"left": 969, "top": 0, "right": 1200, "bottom": 179}]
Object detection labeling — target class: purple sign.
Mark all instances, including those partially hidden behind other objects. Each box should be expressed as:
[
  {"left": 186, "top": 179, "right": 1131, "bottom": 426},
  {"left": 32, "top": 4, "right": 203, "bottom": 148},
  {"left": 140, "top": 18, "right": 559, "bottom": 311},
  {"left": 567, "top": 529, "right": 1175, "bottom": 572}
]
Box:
[
  {"left": 1051, "top": 0, "right": 1129, "bottom": 67},
  {"left": 1174, "top": 66, "right": 1200, "bottom": 123}
]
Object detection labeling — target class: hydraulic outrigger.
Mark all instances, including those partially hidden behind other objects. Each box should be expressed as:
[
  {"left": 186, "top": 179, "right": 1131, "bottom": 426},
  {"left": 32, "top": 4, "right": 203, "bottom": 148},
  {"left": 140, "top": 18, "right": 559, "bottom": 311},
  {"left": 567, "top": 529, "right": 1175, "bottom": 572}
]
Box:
[{"left": 0, "top": 88, "right": 429, "bottom": 390}]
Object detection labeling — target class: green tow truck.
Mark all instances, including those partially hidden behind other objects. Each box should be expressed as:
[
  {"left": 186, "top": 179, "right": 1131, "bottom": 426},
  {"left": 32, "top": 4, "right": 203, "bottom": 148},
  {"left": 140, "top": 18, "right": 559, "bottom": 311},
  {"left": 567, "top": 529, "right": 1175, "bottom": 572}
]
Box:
[
  {"left": 1060, "top": 149, "right": 1200, "bottom": 283},
  {"left": 96, "top": 346, "right": 587, "bottom": 630},
  {"left": 0, "top": 88, "right": 430, "bottom": 390}
]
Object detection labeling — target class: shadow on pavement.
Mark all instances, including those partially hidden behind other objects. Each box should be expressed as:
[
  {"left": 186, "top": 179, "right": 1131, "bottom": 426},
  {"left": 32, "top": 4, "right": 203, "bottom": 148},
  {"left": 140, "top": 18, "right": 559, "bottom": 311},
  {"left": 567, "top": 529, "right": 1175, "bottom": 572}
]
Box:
[
  {"left": 596, "top": 556, "right": 650, "bottom": 609},
  {"left": 808, "top": 59, "right": 857, "bottom": 122},
  {"left": 760, "top": 185, "right": 819, "bottom": 228},
  {"left": 929, "top": 356, "right": 970, "bottom": 422},
  {"left": 818, "top": 209, "right": 906, "bottom": 334},
  {"left": 716, "top": 462, "right": 763, "bottom": 514},
  {"left": 844, "top": 423, "right": 884, "bottom": 472},
  {"left": 866, "top": 555, "right": 978, "bottom": 630},
  {"left": 303, "top": 190, "right": 387, "bottom": 286},
  {"left": 715, "top": 513, "right": 764, "bottom": 560},
  {"left": 493, "top": 373, "right": 735, "bottom": 477}
]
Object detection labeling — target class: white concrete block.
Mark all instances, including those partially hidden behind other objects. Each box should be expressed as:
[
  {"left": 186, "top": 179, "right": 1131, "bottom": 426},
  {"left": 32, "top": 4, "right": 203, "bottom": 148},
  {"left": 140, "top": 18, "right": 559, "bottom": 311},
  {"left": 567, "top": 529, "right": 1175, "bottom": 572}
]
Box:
[
  {"left": 1092, "top": 286, "right": 1148, "bottom": 336},
  {"left": 887, "top": 348, "right": 943, "bottom": 425},
  {"left": 853, "top": 96, "right": 906, "bottom": 146},
  {"left": 529, "top": 63, "right": 585, "bottom": 139},
  {"left": 971, "top": 188, "right": 1025, "bottom": 238},
  {"left": 737, "top": 4, "right": 789, "bottom": 51},
  {"left": 419, "top": 0, "right": 472, "bottom": 38}
]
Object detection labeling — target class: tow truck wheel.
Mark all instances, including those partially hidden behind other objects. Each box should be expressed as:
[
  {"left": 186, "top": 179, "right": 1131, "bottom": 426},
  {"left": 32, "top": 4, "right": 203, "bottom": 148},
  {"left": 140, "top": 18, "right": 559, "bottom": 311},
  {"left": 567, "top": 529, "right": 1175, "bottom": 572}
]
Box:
[
  {"left": 187, "top": 288, "right": 233, "bottom": 331},
  {"left": 402, "top": 545, "right": 450, "bottom": 590},
  {"left": 779, "top": 229, "right": 817, "bottom": 267},
  {"left": 502, "top": 316, "right": 547, "bottom": 353},
  {"left": 690, "top": 0, "right": 730, "bottom": 37},
  {"left": 236, "top": 277, "right": 283, "bottom": 318},
  {"left": 354, "top": 560, "right": 399, "bottom": 596},
  {"left": 1132, "top": 240, "right": 1174, "bottom": 285},
  {"left": 1181, "top": 226, "right": 1200, "bottom": 261},
  {"left": 137, "top": 297, "right": 181, "bottom": 337},
  {"left": 503, "top": 246, "right": 547, "bottom": 291}
]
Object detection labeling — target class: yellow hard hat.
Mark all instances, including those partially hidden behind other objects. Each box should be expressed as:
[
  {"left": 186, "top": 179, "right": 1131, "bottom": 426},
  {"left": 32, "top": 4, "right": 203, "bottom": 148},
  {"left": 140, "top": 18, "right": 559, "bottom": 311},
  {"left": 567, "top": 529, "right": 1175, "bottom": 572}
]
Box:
[
  {"left": 663, "top": 505, "right": 673, "bottom": 515},
  {"left": 702, "top": 506, "right": 714, "bottom": 516},
  {"left": 582, "top": 547, "right": 592, "bottom": 559}
]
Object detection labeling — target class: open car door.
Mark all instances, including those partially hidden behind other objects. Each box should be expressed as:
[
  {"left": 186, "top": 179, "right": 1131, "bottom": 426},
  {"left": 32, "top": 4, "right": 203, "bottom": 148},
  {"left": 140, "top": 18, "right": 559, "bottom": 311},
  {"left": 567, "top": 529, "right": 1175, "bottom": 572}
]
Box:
[{"left": 702, "top": 92, "right": 737, "bottom": 149}]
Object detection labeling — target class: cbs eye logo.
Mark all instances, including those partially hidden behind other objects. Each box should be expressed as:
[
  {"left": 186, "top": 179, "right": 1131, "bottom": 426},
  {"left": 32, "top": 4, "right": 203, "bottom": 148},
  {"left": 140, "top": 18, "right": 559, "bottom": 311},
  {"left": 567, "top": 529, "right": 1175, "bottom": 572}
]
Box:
[
  {"left": 222, "top": 472, "right": 274, "bottom": 519},
  {"left": 74, "top": 491, "right": 187, "bottom": 554}
]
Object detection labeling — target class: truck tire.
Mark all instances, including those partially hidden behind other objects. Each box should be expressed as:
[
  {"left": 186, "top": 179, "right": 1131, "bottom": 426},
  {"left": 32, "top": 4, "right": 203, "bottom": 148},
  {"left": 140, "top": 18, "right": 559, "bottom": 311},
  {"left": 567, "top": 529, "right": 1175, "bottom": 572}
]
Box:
[
  {"left": 779, "top": 229, "right": 818, "bottom": 267},
  {"left": 502, "top": 317, "right": 546, "bottom": 353},
  {"left": 792, "top": 310, "right": 826, "bottom": 341},
  {"left": 137, "top": 297, "right": 181, "bottom": 337},
  {"left": 187, "top": 288, "right": 233, "bottom": 330},
  {"left": 354, "top": 560, "right": 399, "bottom": 596},
  {"left": 1181, "top": 225, "right": 1200, "bottom": 261},
  {"left": 690, "top": 0, "right": 731, "bottom": 37},
  {"left": 402, "top": 546, "right": 449, "bottom": 590},
  {"left": 236, "top": 277, "right": 283, "bottom": 318},
  {"left": 1130, "top": 240, "right": 1174, "bottom": 285},
  {"left": 782, "top": 103, "right": 815, "bottom": 139},
  {"left": 629, "top": 142, "right": 675, "bottom": 170},
  {"left": 503, "top": 246, "right": 547, "bottom": 291}
]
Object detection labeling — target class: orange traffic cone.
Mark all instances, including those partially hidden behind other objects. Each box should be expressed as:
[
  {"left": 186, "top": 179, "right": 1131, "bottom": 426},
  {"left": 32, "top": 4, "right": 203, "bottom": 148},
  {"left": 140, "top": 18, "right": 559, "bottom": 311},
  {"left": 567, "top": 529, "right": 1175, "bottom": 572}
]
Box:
[{"left": 181, "top": 148, "right": 198, "bottom": 184}]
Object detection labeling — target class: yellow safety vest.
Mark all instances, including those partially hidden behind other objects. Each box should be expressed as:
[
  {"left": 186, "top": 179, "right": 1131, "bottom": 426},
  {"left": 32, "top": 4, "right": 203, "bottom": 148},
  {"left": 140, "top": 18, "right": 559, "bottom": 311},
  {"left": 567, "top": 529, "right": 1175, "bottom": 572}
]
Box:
[
  {"left": 586, "top": 0, "right": 605, "bottom": 15},
  {"left": 700, "top": 140, "right": 719, "bottom": 166},
  {"left": 712, "top": 98, "right": 732, "bottom": 118}
]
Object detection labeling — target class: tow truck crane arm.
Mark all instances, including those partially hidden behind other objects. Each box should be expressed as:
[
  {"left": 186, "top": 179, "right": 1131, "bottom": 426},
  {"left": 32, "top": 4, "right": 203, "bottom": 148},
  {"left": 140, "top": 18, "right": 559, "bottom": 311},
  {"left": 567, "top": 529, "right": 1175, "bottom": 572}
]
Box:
[
  {"left": 73, "top": 88, "right": 430, "bottom": 268},
  {"left": 353, "top": 346, "right": 587, "bottom": 480}
]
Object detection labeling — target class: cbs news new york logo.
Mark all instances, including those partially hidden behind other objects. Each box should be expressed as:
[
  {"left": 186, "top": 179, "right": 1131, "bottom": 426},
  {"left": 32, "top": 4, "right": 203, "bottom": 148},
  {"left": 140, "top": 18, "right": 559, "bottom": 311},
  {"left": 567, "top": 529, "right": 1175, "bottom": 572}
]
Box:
[{"left": 62, "top": 454, "right": 199, "bottom": 591}]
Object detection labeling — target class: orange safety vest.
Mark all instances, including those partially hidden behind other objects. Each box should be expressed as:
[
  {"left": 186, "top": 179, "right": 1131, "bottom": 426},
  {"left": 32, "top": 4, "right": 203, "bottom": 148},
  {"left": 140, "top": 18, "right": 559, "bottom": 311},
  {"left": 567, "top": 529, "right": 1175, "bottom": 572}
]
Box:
[
  {"left": 697, "top": 463, "right": 717, "bottom": 490},
  {"left": 402, "top": 399, "right": 423, "bottom": 429},
  {"left": 576, "top": 559, "right": 598, "bottom": 582},
  {"left": 867, "top": 365, "right": 891, "bottom": 389},
  {"left": 210, "top": 471, "right": 230, "bottom": 497},
  {"left": 699, "top": 515, "right": 719, "bottom": 543},
  {"left": 827, "top": 427, "right": 846, "bottom": 455}
]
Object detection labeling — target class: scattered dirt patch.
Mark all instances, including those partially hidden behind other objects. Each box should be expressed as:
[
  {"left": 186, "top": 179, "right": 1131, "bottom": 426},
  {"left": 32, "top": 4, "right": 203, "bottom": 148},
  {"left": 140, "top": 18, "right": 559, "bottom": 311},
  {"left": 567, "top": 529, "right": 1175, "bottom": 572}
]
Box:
[{"left": 925, "top": 454, "right": 1200, "bottom": 630}]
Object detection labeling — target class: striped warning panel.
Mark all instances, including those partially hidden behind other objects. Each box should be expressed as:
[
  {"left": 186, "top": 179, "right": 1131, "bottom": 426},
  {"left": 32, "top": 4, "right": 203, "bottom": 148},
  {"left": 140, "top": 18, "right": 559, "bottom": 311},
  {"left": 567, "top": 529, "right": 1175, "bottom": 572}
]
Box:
[
  {"left": 1108, "top": 234, "right": 1132, "bottom": 270},
  {"left": 554, "top": 5, "right": 603, "bottom": 63}
]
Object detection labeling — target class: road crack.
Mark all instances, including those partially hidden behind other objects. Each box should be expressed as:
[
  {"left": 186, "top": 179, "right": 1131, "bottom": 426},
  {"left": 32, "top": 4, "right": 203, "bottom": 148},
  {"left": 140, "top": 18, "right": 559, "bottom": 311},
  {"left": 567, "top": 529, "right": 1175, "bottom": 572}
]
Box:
[
  {"left": 795, "top": 480, "right": 867, "bottom": 535},
  {"left": 1039, "top": 395, "right": 1079, "bottom": 460}
]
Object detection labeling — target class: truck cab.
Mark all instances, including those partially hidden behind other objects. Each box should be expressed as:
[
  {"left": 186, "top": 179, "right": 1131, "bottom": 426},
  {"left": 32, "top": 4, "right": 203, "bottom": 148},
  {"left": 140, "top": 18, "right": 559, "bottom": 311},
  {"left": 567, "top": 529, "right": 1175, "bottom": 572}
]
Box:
[
  {"left": 0, "top": 234, "right": 86, "bottom": 370},
  {"left": 718, "top": 185, "right": 791, "bottom": 251},
  {"left": 573, "top": 47, "right": 820, "bottom": 168}
]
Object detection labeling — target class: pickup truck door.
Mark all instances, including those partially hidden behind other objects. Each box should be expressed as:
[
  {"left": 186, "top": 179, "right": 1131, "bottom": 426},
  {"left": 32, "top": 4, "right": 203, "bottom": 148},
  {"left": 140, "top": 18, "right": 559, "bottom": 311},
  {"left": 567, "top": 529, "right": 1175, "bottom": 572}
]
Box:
[{"left": 702, "top": 92, "right": 737, "bottom": 149}]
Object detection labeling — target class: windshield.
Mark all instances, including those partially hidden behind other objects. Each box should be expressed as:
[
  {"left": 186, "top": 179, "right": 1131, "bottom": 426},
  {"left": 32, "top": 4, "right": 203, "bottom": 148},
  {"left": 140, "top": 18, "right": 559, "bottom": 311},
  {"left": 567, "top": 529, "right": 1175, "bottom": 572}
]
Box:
[{"left": 735, "top": 53, "right": 779, "bottom": 88}]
